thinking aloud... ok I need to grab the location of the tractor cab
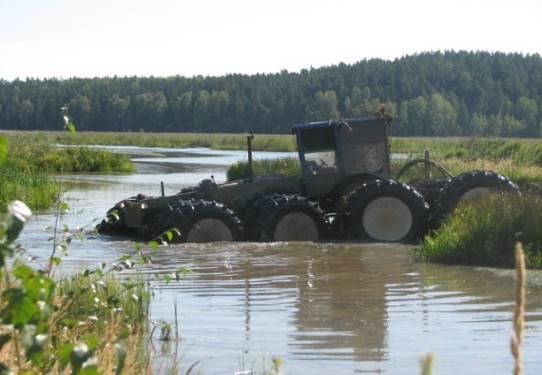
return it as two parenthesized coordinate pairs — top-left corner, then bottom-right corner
(291, 118), (391, 197)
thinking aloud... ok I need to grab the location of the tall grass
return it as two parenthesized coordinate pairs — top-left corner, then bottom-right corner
(391, 158), (542, 186)
(0, 136), (135, 211)
(390, 137), (542, 166)
(0, 166), (58, 210)
(419, 194), (542, 269)
(6, 137), (135, 174)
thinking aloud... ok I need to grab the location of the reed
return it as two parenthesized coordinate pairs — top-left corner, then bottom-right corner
(511, 242), (526, 375)
(419, 353), (434, 375)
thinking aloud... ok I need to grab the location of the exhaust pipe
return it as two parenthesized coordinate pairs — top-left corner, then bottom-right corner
(246, 133), (255, 181)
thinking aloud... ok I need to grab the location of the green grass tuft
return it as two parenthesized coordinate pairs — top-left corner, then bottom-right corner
(419, 194), (542, 269)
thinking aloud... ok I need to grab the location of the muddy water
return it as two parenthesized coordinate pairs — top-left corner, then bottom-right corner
(19, 147), (542, 374)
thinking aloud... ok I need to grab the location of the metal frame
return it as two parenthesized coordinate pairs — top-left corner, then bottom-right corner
(293, 120), (340, 177)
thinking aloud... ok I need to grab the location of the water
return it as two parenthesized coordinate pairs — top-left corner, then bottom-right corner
(19, 147), (542, 374)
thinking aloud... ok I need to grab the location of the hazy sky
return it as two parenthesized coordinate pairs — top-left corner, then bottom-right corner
(1, 0), (541, 80)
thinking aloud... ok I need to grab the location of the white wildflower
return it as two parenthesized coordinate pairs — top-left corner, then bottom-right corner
(35, 334), (48, 346)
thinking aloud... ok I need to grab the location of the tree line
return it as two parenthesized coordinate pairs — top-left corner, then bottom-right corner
(0, 51), (541, 137)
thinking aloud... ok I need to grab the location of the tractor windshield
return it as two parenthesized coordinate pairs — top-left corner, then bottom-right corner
(299, 126), (338, 176)
(304, 151), (337, 175)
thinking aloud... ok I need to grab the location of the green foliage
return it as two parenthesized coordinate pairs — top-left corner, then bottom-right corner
(227, 158), (301, 181)
(0, 136), (7, 165)
(1, 51), (541, 136)
(0, 201), (155, 373)
(419, 194), (542, 268)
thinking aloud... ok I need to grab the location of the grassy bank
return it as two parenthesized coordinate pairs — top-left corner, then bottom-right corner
(0, 135), (135, 211)
(2, 130), (297, 152)
(419, 194), (542, 269)
(6, 135), (135, 174)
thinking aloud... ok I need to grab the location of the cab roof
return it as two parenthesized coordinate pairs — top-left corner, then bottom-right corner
(290, 117), (388, 133)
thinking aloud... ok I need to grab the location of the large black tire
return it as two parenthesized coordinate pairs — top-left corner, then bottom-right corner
(242, 194), (329, 242)
(441, 170), (520, 211)
(143, 199), (243, 243)
(342, 178), (429, 242)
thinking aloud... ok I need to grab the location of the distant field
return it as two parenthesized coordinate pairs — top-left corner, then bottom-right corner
(2, 130), (542, 162)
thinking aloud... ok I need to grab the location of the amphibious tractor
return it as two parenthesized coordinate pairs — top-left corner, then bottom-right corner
(97, 116), (519, 243)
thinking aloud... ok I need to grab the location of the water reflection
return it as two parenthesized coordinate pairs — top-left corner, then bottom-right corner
(142, 242), (542, 374)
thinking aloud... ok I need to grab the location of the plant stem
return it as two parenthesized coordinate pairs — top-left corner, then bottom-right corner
(511, 242), (526, 375)
(47, 177), (63, 276)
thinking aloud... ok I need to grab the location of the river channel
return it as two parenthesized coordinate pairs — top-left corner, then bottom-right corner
(19, 147), (542, 374)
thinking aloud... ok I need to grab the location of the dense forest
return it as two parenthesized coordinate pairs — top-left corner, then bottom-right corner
(1, 51), (541, 137)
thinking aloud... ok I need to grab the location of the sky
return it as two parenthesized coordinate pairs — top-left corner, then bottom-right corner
(1, 0), (541, 80)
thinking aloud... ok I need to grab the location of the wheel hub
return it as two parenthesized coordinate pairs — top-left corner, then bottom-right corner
(361, 197), (413, 242)
(186, 218), (233, 242)
(273, 212), (319, 241)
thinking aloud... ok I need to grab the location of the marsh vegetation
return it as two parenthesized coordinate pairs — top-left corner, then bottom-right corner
(419, 194), (542, 269)
(0, 134), (134, 211)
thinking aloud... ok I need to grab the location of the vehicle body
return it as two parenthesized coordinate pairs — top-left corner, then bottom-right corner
(97, 116), (519, 243)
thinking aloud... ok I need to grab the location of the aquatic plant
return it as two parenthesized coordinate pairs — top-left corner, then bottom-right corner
(419, 194), (542, 269)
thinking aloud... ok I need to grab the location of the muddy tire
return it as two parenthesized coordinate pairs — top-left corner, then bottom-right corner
(242, 194), (328, 242)
(442, 170), (520, 210)
(343, 179), (429, 242)
(144, 199), (243, 243)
